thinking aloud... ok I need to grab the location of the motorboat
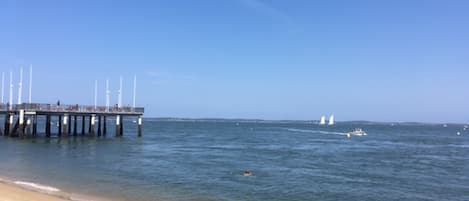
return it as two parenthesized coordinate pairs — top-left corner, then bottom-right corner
(348, 128), (367, 136)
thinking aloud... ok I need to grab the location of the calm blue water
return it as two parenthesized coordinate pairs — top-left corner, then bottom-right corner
(0, 119), (468, 201)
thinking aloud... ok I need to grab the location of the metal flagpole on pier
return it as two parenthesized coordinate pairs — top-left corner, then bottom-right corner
(9, 71), (13, 110)
(106, 79), (110, 112)
(29, 65), (32, 103)
(133, 75), (136, 109)
(94, 80), (98, 110)
(118, 76), (122, 108)
(1, 72), (4, 103)
(18, 67), (23, 104)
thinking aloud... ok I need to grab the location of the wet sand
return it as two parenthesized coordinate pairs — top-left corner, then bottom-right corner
(0, 177), (116, 201)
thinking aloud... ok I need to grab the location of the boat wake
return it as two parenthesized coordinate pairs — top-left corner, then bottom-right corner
(286, 128), (347, 136)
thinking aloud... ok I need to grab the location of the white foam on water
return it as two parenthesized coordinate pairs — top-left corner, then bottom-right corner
(286, 128), (347, 136)
(14, 181), (61, 192)
(12, 181), (112, 201)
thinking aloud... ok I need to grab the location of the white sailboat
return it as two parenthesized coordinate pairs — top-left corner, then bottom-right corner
(319, 116), (326, 125)
(328, 115), (335, 125)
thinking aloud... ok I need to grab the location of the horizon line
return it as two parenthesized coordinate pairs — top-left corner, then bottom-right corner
(140, 116), (468, 125)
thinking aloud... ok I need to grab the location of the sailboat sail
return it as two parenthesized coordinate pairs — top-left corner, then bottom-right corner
(319, 116), (326, 125)
(328, 115), (335, 125)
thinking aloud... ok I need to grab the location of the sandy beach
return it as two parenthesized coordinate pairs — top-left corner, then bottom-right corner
(0, 182), (67, 201)
(0, 177), (114, 201)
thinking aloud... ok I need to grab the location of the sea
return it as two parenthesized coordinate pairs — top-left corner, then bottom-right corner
(0, 118), (468, 201)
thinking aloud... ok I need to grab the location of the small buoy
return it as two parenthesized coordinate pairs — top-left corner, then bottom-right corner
(347, 133), (351, 138)
(457, 132), (461, 136)
(244, 170), (252, 177)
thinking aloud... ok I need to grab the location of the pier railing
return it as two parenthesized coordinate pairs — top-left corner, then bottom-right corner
(0, 103), (144, 114)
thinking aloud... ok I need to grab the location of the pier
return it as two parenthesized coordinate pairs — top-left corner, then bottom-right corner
(1, 67), (145, 138)
(0, 103), (144, 137)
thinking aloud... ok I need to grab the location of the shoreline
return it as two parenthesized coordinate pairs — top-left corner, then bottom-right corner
(0, 176), (115, 201)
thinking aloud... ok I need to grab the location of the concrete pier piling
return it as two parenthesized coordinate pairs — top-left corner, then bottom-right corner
(63, 114), (68, 136)
(4, 114), (8, 136)
(18, 110), (24, 137)
(97, 115), (102, 136)
(73, 116), (77, 136)
(88, 116), (92, 134)
(138, 115), (142, 137)
(90, 114), (95, 136)
(115, 115), (121, 137)
(67, 115), (71, 134)
(26, 118), (31, 136)
(32, 115), (37, 136)
(120, 116), (124, 136)
(8, 113), (14, 137)
(0, 103), (143, 137)
(81, 115), (85, 136)
(46, 115), (51, 137)
(103, 116), (107, 136)
(58, 115), (62, 137)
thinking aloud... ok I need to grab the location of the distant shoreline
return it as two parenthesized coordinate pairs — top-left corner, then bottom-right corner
(141, 117), (467, 125)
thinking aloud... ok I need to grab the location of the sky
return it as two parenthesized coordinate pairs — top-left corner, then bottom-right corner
(0, 0), (468, 123)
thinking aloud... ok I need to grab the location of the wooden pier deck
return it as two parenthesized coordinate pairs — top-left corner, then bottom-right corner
(0, 103), (144, 137)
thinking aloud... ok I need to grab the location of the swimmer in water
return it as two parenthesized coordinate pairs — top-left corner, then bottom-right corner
(244, 170), (252, 177)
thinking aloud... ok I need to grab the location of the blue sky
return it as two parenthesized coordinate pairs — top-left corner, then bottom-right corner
(1, 0), (468, 123)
